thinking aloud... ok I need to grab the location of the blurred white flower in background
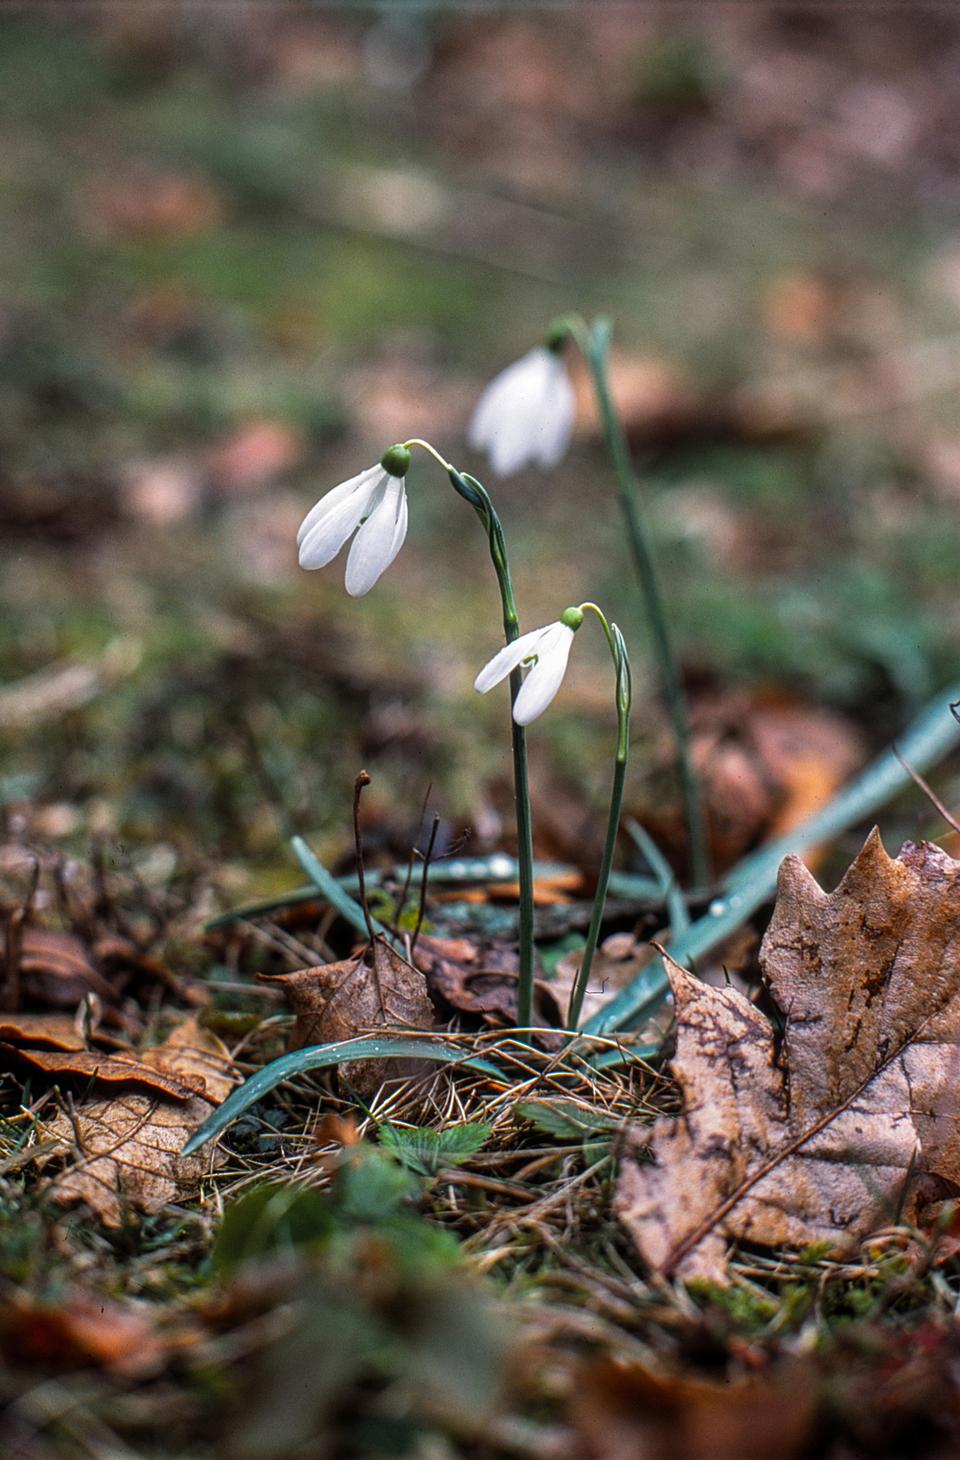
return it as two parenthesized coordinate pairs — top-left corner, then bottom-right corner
(468, 346), (575, 477)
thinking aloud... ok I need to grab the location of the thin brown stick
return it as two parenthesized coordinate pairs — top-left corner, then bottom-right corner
(352, 771), (376, 947)
(894, 743), (960, 835)
(395, 783), (432, 930)
(412, 812), (441, 956)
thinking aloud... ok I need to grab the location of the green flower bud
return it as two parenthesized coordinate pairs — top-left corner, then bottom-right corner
(545, 318), (571, 354)
(380, 444), (411, 478)
(560, 605), (584, 631)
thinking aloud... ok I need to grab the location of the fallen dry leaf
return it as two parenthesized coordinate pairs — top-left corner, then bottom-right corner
(572, 1358), (815, 1460)
(262, 937), (436, 1096)
(417, 934), (561, 1027)
(762, 271), (835, 344)
(39, 1017), (234, 1227)
(3, 925), (117, 1007)
(207, 419), (306, 495)
(2, 1044), (202, 1100)
(431, 871), (580, 908)
(550, 932), (652, 1028)
(573, 348), (698, 444)
(91, 168), (223, 240)
(0, 1294), (167, 1379)
(0, 1013), (86, 1051)
(747, 697), (864, 855)
(692, 692), (864, 872)
(617, 832), (960, 1281)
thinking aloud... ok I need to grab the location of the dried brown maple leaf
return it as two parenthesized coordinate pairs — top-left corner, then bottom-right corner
(262, 937), (435, 1096)
(617, 831), (960, 1281)
(39, 1016), (234, 1227)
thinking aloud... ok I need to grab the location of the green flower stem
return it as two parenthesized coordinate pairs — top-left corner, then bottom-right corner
(566, 606), (631, 1031)
(564, 318), (710, 890)
(403, 441), (537, 1031)
(449, 466), (537, 1030)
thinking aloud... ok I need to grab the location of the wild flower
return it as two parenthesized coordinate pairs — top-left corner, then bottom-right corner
(468, 344), (575, 477)
(297, 445), (411, 597)
(474, 608), (583, 725)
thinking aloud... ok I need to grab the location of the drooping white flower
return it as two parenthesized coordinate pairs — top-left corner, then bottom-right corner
(297, 446), (410, 597)
(474, 607), (584, 725)
(468, 346), (575, 477)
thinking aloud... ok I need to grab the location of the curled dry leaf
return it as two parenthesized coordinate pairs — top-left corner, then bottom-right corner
(0, 1013), (86, 1051)
(1, 1044), (203, 1100)
(262, 937), (435, 1096)
(0, 1294), (168, 1379)
(39, 1016), (234, 1227)
(617, 832), (960, 1281)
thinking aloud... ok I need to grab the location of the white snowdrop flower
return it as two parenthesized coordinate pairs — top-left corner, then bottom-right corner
(297, 445), (410, 597)
(468, 345), (575, 477)
(474, 607), (584, 726)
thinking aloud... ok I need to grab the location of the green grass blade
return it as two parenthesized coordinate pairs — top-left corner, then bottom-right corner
(182, 1037), (505, 1156)
(204, 856), (622, 932)
(625, 818), (690, 937)
(291, 835), (402, 951)
(205, 885), (321, 930)
(586, 684), (960, 1036)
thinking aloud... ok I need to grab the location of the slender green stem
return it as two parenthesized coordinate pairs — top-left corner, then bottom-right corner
(566, 608), (631, 1030)
(442, 463), (537, 1030)
(567, 317), (710, 890)
(402, 438), (452, 472)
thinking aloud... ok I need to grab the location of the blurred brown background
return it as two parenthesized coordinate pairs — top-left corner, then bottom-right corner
(3, 1), (960, 888)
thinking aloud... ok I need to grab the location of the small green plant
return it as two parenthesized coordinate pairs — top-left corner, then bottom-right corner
(296, 430), (632, 1033)
(379, 1121), (492, 1177)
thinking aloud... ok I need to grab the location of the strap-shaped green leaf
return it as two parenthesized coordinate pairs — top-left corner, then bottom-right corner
(182, 1037), (505, 1156)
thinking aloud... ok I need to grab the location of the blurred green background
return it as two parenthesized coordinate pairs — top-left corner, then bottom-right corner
(3, 3), (960, 893)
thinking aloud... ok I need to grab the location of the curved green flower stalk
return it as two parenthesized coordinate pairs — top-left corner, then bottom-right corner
(564, 604), (632, 1030)
(565, 315), (708, 890)
(466, 317), (710, 889)
(473, 600), (632, 1032)
(297, 434), (539, 1029)
(401, 440), (538, 1030)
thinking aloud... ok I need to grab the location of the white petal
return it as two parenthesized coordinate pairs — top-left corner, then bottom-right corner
(469, 349), (551, 447)
(298, 470), (384, 569)
(473, 623), (553, 694)
(512, 623), (574, 725)
(531, 355), (575, 468)
(344, 475), (407, 596)
(296, 465), (382, 548)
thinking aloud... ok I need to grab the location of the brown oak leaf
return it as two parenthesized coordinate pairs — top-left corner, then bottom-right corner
(262, 938), (435, 1096)
(616, 831), (960, 1281)
(39, 1017), (234, 1227)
